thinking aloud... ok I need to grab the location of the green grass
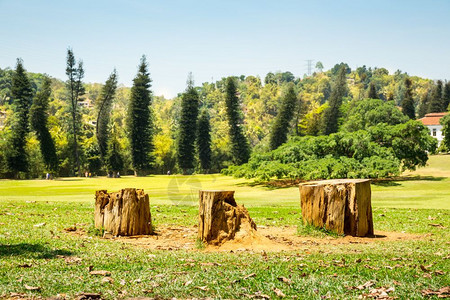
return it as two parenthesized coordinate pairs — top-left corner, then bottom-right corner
(0, 155), (449, 299)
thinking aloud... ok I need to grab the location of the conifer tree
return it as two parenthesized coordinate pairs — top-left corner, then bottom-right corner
(105, 125), (124, 177)
(429, 80), (444, 113)
(401, 78), (415, 119)
(177, 74), (199, 174)
(442, 81), (450, 111)
(6, 59), (33, 178)
(96, 69), (118, 161)
(197, 109), (212, 173)
(269, 84), (297, 150)
(30, 77), (58, 173)
(127, 56), (154, 175)
(225, 77), (250, 165)
(321, 66), (347, 135)
(65, 49), (85, 176)
(367, 82), (378, 99)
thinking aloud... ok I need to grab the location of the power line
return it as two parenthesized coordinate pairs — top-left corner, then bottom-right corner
(305, 59), (314, 76)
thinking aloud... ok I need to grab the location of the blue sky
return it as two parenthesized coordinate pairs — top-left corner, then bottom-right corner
(0, 0), (449, 98)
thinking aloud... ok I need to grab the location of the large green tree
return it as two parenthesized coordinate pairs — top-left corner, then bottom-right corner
(6, 59), (33, 178)
(127, 56), (154, 175)
(96, 69), (118, 161)
(418, 91), (431, 118)
(321, 66), (347, 134)
(177, 74), (199, 174)
(269, 84), (297, 150)
(428, 80), (444, 113)
(225, 77), (251, 165)
(197, 109), (212, 173)
(65, 49), (85, 176)
(30, 77), (58, 173)
(401, 78), (415, 119)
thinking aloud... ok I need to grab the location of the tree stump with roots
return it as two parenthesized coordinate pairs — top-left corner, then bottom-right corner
(94, 188), (152, 236)
(299, 179), (373, 237)
(198, 190), (257, 245)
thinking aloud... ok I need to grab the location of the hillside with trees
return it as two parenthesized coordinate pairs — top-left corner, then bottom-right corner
(0, 57), (448, 179)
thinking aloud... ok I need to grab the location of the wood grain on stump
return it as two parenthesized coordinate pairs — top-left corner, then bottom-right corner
(299, 179), (373, 237)
(94, 188), (152, 236)
(198, 190), (257, 245)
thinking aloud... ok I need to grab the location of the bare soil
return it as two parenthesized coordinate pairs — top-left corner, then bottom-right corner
(114, 225), (423, 252)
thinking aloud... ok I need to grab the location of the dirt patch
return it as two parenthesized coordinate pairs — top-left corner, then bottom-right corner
(115, 225), (423, 252)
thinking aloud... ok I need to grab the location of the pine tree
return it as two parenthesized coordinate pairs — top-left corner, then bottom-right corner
(197, 109), (212, 173)
(225, 77), (251, 165)
(428, 80), (444, 113)
(6, 59), (33, 178)
(127, 56), (154, 176)
(30, 77), (58, 173)
(269, 84), (297, 150)
(65, 49), (85, 176)
(96, 69), (118, 161)
(367, 82), (378, 99)
(105, 125), (124, 177)
(418, 91), (431, 118)
(177, 74), (199, 174)
(401, 78), (415, 119)
(442, 81), (450, 111)
(321, 66), (347, 135)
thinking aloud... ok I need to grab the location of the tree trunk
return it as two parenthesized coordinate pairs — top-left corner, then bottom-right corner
(299, 179), (373, 237)
(198, 190), (257, 245)
(94, 188), (152, 236)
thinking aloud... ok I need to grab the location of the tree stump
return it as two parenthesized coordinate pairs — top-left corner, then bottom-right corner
(94, 188), (152, 236)
(198, 190), (257, 245)
(299, 179), (373, 237)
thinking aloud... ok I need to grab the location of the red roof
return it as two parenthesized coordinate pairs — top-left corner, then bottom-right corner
(418, 112), (448, 126)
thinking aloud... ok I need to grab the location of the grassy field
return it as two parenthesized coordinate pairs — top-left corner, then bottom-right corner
(0, 155), (449, 299)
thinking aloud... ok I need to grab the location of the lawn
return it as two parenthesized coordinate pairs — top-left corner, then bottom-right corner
(0, 155), (449, 299)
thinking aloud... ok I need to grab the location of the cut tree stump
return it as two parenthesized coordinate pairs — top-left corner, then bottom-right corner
(198, 190), (257, 245)
(94, 188), (152, 236)
(299, 179), (373, 237)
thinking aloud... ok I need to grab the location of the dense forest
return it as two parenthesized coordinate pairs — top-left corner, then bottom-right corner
(0, 53), (449, 180)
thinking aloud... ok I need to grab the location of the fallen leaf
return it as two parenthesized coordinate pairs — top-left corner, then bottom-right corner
(76, 292), (101, 300)
(196, 286), (209, 291)
(421, 286), (450, 297)
(17, 263), (32, 268)
(243, 273), (256, 280)
(420, 264), (433, 272)
(101, 277), (114, 284)
(434, 270), (445, 275)
(200, 262), (220, 266)
(357, 280), (376, 290)
(427, 216), (436, 220)
(64, 257), (82, 264)
(64, 226), (77, 232)
(273, 287), (285, 297)
(393, 280), (402, 286)
(184, 280), (193, 286)
(120, 279), (126, 286)
(33, 223), (46, 228)
(428, 223), (446, 229)
(9, 292), (26, 297)
(24, 284), (41, 291)
(89, 270), (111, 276)
(277, 277), (292, 284)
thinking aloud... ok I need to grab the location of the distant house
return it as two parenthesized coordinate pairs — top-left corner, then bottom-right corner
(418, 112), (448, 145)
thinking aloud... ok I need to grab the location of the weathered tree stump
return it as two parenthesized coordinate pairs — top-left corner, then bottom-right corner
(299, 179), (373, 237)
(94, 188), (152, 236)
(198, 190), (257, 245)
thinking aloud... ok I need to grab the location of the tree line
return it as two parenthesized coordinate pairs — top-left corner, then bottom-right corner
(0, 55), (448, 179)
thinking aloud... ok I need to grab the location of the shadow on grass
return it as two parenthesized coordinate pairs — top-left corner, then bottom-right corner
(237, 175), (446, 189)
(372, 175), (446, 186)
(0, 243), (73, 259)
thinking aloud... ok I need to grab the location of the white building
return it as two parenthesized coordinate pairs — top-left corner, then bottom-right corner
(418, 112), (448, 145)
